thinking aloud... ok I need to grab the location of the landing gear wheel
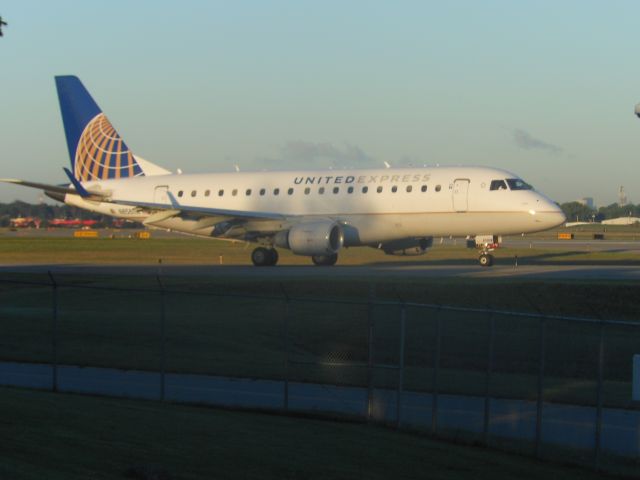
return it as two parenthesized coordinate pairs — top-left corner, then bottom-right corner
(252, 247), (279, 266)
(479, 253), (494, 267)
(311, 253), (338, 266)
(268, 248), (279, 266)
(252, 247), (271, 266)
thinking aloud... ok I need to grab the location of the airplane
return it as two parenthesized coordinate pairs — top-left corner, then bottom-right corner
(1, 76), (566, 267)
(9, 217), (40, 228)
(48, 218), (98, 228)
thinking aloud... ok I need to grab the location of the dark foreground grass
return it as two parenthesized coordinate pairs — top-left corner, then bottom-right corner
(0, 386), (622, 480)
(1, 274), (639, 408)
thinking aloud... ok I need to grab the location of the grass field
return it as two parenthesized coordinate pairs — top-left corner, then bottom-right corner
(1, 228), (640, 266)
(0, 272), (638, 409)
(0, 386), (628, 480)
(1, 233), (639, 477)
(1, 235), (639, 410)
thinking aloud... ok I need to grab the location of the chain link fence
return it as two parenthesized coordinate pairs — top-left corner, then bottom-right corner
(0, 273), (638, 473)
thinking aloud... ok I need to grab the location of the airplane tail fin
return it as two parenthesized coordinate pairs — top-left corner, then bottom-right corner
(55, 76), (170, 181)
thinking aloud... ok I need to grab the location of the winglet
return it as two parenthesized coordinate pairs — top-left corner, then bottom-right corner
(63, 167), (91, 197)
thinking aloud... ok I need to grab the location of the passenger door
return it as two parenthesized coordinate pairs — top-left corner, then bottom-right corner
(154, 185), (170, 205)
(452, 179), (470, 212)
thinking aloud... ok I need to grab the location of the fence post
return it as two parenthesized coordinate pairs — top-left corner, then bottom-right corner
(535, 316), (546, 458)
(157, 275), (166, 402)
(396, 303), (406, 428)
(594, 319), (605, 469)
(483, 312), (495, 445)
(431, 308), (442, 435)
(367, 284), (375, 422)
(281, 285), (290, 412)
(47, 271), (58, 393)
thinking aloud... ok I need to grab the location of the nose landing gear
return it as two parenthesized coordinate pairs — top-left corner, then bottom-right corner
(472, 234), (501, 267)
(478, 252), (494, 267)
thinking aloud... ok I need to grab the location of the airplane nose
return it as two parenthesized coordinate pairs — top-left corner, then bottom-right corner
(536, 201), (566, 229)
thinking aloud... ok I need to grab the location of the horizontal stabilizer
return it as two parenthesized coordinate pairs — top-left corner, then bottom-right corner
(0, 177), (109, 198)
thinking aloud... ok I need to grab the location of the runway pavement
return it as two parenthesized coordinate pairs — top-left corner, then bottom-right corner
(1, 263), (640, 280)
(503, 238), (640, 252)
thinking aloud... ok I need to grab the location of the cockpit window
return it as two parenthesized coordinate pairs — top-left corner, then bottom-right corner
(506, 179), (533, 190)
(489, 180), (508, 191)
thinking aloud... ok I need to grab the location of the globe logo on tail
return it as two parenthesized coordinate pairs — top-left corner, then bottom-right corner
(74, 113), (143, 181)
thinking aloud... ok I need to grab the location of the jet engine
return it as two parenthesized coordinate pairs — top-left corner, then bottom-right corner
(274, 220), (344, 256)
(379, 237), (433, 256)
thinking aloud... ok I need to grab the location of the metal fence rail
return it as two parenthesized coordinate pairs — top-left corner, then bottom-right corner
(0, 273), (638, 473)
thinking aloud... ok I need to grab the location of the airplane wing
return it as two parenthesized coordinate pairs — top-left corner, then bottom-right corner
(112, 198), (287, 221)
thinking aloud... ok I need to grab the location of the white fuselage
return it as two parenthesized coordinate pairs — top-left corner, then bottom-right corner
(67, 166), (565, 245)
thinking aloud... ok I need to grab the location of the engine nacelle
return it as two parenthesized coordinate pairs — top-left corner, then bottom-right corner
(380, 237), (433, 256)
(275, 220), (344, 256)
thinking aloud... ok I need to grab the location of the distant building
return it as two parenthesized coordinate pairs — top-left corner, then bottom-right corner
(577, 197), (595, 209)
(618, 186), (628, 207)
(601, 217), (640, 226)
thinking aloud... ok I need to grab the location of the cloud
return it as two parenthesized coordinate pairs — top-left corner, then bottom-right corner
(254, 141), (378, 170)
(512, 128), (562, 155)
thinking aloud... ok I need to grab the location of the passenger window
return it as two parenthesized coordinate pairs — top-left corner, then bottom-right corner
(246, 189), (252, 196)
(273, 188), (279, 196)
(362, 186), (368, 193)
(288, 188), (294, 195)
(232, 189), (238, 196)
(218, 189), (224, 196)
(377, 186), (383, 193)
(406, 185), (413, 193)
(347, 186), (354, 194)
(259, 188), (266, 196)
(205, 190), (210, 197)
(391, 185), (398, 193)
(304, 187), (310, 195)
(435, 185), (441, 192)
(333, 187), (339, 194)
(178, 191), (184, 197)
(506, 179), (533, 190)
(191, 190), (196, 197)
(421, 185), (427, 192)
(319, 187), (325, 194)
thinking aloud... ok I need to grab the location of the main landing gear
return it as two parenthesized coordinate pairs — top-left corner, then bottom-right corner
(311, 253), (338, 266)
(250, 248), (339, 266)
(251, 247), (279, 266)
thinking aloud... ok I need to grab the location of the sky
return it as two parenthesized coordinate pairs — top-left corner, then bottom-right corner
(1, 0), (639, 206)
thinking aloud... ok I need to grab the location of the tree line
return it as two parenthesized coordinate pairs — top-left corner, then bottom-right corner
(560, 201), (640, 223)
